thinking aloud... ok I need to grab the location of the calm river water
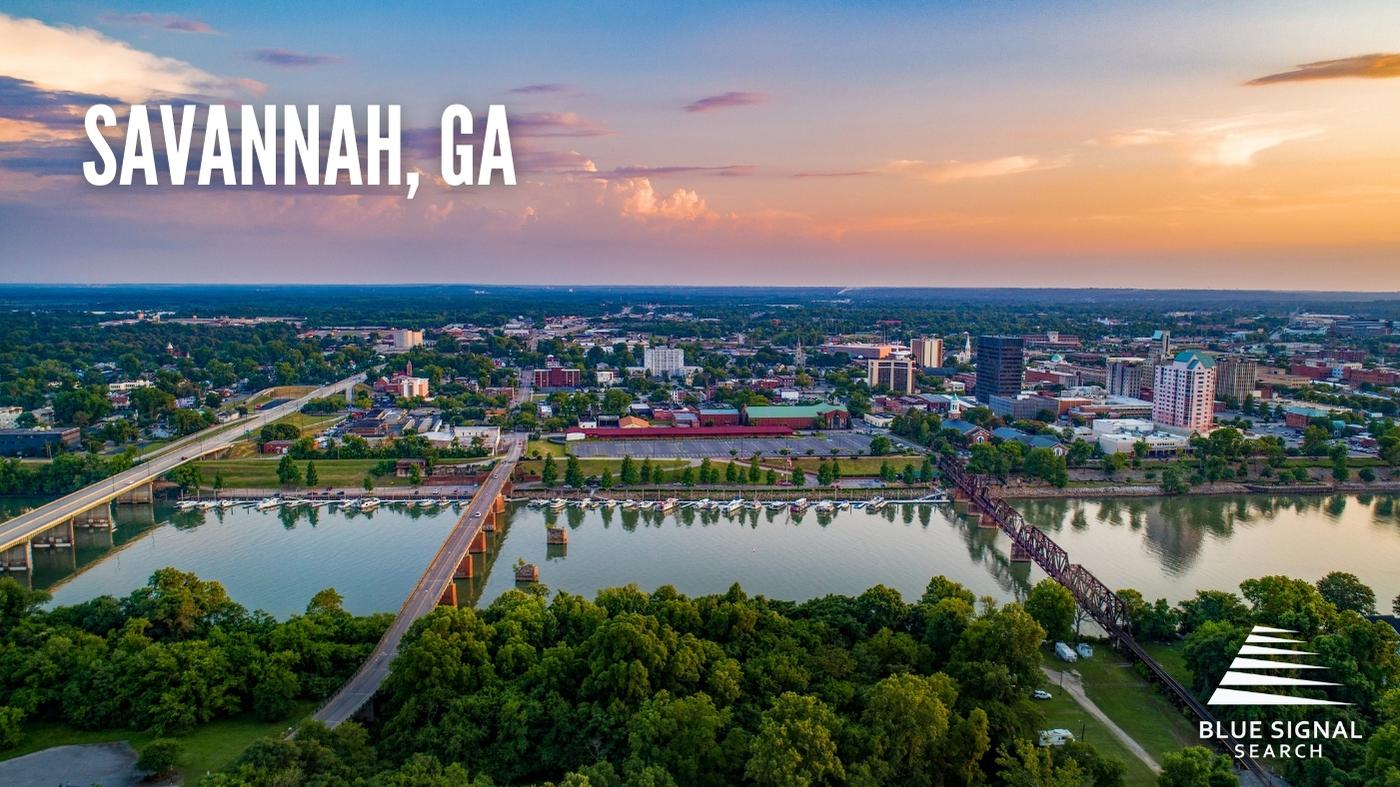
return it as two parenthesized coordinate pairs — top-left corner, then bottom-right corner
(6, 493), (1398, 617)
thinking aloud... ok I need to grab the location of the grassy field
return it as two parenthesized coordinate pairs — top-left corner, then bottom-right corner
(786, 455), (924, 476)
(525, 439), (570, 458)
(271, 412), (345, 434)
(517, 457), (692, 479)
(1141, 641), (1192, 687)
(1033, 682), (1158, 786)
(1041, 644), (1197, 780)
(1, 701), (314, 781)
(193, 458), (406, 488)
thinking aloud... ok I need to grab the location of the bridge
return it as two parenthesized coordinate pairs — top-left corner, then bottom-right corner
(938, 455), (1271, 783)
(312, 435), (524, 727)
(0, 373), (364, 572)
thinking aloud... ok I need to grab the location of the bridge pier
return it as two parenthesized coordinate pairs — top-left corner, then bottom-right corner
(468, 529), (487, 554)
(454, 552), (474, 579)
(0, 541), (31, 572)
(483, 510), (496, 533)
(117, 482), (154, 505)
(76, 503), (113, 528)
(438, 582), (458, 607)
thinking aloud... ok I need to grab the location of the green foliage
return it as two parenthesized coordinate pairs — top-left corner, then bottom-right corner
(868, 435), (892, 456)
(0, 571), (387, 741)
(305, 461), (319, 487)
(1024, 580), (1076, 643)
(1157, 746), (1237, 787)
(137, 738), (183, 775)
(565, 455), (585, 488)
(0, 705), (22, 749)
(275, 453), (300, 486)
(1316, 571), (1376, 615)
(541, 453), (559, 487)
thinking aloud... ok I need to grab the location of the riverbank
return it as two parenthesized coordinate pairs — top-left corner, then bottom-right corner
(1003, 479), (1400, 499)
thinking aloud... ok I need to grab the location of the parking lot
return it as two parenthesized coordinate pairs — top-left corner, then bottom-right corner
(570, 433), (877, 458)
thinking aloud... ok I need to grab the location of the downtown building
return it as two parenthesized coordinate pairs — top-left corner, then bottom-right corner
(867, 357), (917, 394)
(1152, 351), (1216, 435)
(975, 335), (1024, 403)
(1106, 357), (1147, 398)
(1213, 355), (1258, 406)
(910, 336), (944, 368)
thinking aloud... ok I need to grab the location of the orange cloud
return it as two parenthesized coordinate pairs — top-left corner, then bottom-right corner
(1248, 53), (1400, 85)
(887, 155), (1070, 183)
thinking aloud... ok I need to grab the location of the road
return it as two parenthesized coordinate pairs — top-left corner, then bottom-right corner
(1042, 666), (1161, 774)
(311, 435), (524, 728)
(0, 373), (364, 554)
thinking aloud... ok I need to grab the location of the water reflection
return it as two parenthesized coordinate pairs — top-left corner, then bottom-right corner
(8, 493), (1399, 616)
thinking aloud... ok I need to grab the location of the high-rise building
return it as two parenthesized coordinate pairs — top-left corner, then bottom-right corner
(1152, 351), (1215, 434)
(867, 358), (917, 394)
(1106, 357), (1146, 398)
(975, 335), (1024, 403)
(911, 336), (944, 368)
(1214, 355), (1258, 406)
(643, 346), (685, 376)
(390, 329), (424, 350)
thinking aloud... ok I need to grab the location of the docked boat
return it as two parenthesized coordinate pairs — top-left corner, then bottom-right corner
(360, 497), (381, 511)
(866, 496), (887, 512)
(255, 497), (282, 510)
(790, 497), (809, 511)
(815, 500), (835, 512)
(722, 498), (743, 514)
(219, 499), (236, 508)
(621, 499), (638, 510)
(177, 500), (199, 511)
(547, 498), (568, 511)
(767, 500), (787, 511)
(745, 499), (764, 510)
(658, 498), (678, 512)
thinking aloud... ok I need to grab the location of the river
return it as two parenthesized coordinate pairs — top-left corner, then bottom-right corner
(5, 493), (1397, 617)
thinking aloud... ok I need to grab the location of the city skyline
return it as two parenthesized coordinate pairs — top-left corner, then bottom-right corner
(2, 2), (1400, 288)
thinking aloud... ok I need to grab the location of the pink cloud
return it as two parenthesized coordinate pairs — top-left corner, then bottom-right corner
(683, 91), (767, 113)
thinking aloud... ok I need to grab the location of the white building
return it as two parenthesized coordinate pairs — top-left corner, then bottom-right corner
(1152, 351), (1215, 435)
(390, 329), (424, 350)
(644, 347), (685, 376)
(0, 406), (21, 429)
(1092, 418), (1190, 456)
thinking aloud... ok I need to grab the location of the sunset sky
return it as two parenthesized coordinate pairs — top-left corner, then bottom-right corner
(2, 2), (1399, 288)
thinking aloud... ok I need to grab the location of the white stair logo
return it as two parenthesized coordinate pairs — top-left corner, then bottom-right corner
(1207, 626), (1348, 706)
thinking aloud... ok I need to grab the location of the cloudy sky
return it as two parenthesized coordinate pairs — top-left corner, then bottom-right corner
(2, 2), (1399, 288)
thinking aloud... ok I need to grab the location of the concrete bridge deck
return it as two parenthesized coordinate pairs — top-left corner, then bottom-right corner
(311, 436), (523, 728)
(0, 374), (363, 566)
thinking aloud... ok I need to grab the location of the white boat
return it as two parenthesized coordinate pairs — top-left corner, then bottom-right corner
(548, 498), (568, 511)
(723, 498), (743, 514)
(815, 500), (835, 512)
(197, 500), (217, 510)
(256, 497), (282, 510)
(638, 500), (655, 510)
(658, 498), (678, 512)
(600, 498), (618, 508)
(621, 499), (638, 510)
(837, 500), (851, 510)
(745, 499), (764, 510)
(176, 500), (199, 511)
(790, 497), (809, 511)
(219, 499), (236, 509)
(360, 497), (381, 511)
(766, 500), (787, 511)
(866, 496), (887, 512)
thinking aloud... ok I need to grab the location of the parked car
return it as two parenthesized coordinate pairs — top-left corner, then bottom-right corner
(1032, 689), (1053, 700)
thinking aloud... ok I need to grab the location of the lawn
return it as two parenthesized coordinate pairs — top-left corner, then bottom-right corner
(270, 411), (346, 435)
(525, 439), (571, 458)
(786, 455), (925, 476)
(1042, 645), (1198, 773)
(517, 457), (691, 479)
(193, 458), (410, 488)
(1033, 681), (1158, 786)
(1141, 641), (1193, 687)
(1, 701), (315, 782)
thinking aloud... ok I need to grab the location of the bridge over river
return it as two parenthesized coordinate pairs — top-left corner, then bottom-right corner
(311, 436), (524, 727)
(938, 455), (1272, 784)
(0, 374), (363, 572)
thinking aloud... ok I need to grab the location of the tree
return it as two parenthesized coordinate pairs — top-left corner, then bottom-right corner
(599, 468), (615, 489)
(790, 466), (805, 487)
(1024, 580), (1076, 642)
(277, 453), (301, 487)
(869, 435), (892, 456)
(861, 673), (952, 784)
(305, 461), (319, 487)
(1023, 448), (1068, 487)
(541, 454), (559, 487)
(744, 693), (845, 786)
(0, 705), (21, 749)
(1183, 620), (1249, 695)
(765, 468), (778, 485)
(363, 475), (374, 492)
(680, 466), (696, 486)
(137, 738), (183, 776)
(620, 455), (639, 485)
(565, 455), (584, 488)
(816, 462), (833, 486)
(1394, 592), (1400, 615)
(408, 464), (423, 486)
(725, 462), (739, 484)
(168, 464), (204, 495)
(748, 456), (762, 484)
(919, 457), (934, 483)
(1160, 466), (1189, 495)
(901, 464), (918, 485)
(1360, 467), (1376, 483)
(1316, 571), (1376, 615)
(1158, 746), (1237, 787)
